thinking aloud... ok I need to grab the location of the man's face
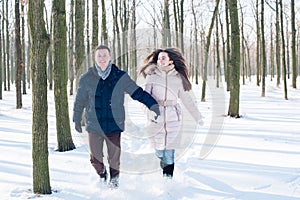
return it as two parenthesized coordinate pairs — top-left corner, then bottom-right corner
(95, 49), (111, 70)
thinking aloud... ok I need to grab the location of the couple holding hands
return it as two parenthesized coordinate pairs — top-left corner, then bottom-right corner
(73, 45), (203, 189)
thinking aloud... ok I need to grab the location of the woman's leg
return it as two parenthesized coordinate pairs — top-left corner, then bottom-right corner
(162, 149), (175, 178)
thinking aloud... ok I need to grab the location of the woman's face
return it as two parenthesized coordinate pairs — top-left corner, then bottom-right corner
(157, 52), (173, 67)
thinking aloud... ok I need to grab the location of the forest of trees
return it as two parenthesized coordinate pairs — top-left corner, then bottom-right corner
(0, 0), (299, 194)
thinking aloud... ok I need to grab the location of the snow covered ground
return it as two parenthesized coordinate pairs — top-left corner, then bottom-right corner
(1, 76), (300, 200)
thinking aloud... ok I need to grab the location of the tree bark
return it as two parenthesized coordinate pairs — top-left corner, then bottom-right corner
(101, 0), (108, 45)
(162, 0), (171, 47)
(261, 0), (267, 97)
(130, 0), (137, 79)
(0, 12), (2, 99)
(225, 0), (230, 91)
(255, 0), (261, 86)
(15, 0), (22, 109)
(68, 0), (74, 95)
(75, 0), (85, 88)
(291, 0), (297, 88)
(201, 0), (220, 102)
(279, 0), (288, 100)
(228, 0), (241, 117)
(92, 0), (99, 50)
(276, 0), (281, 87)
(21, 2), (26, 95)
(52, 0), (76, 152)
(28, 0), (51, 194)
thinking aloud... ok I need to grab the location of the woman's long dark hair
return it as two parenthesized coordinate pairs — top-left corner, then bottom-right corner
(139, 48), (192, 91)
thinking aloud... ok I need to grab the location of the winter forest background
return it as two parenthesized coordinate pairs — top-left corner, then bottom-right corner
(0, 0), (300, 198)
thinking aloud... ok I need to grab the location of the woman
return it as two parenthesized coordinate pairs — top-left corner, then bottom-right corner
(138, 48), (203, 178)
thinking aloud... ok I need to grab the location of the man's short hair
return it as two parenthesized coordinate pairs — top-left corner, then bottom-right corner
(95, 45), (111, 54)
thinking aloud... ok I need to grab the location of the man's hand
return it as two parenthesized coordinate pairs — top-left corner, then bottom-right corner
(198, 119), (204, 126)
(150, 104), (160, 119)
(75, 122), (82, 133)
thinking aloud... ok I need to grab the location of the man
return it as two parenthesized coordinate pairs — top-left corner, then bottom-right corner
(73, 45), (160, 189)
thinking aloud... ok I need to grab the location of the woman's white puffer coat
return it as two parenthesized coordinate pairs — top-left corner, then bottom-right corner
(145, 64), (202, 150)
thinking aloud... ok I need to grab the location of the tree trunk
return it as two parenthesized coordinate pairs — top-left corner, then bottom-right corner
(21, 3), (26, 95)
(6, 0), (10, 91)
(92, 0), (99, 50)
(255, 0), (260, 86)
(162, 0), (171, 47)
(52, 0), (76, 152)
(179, 0), (184, 52)
(101, 0), (108, 45)
(225, 0), (230, 91)
(280, 0), (288, 100)
(111, 0), (121, 67)
(75, 0), (85, 88)
(119, 0), (129, 71)
(291, 0), (297, 89)
(216, 13), (221, 88)
(276, 0), (281, 87)
(45, 5), (53, 90)
(68, 0), (74, 95)
(261, 0), (267, 97)
(0, 13), (2, 100)
(270, 23), (275, 81)
(191, 0), (199, 85)
(286, 18), (290, 79)
(201, 0), (220, 102)
(28, 0), (51, 194)
(130, 0), (137, 80)
(86, 0), (91, 68)
(173, 0), (179, 47)
(15, 0), (22, 109)
(240, 1), (245, 85)
(228, 0), (241, 118)
(219, 12), (227, 87)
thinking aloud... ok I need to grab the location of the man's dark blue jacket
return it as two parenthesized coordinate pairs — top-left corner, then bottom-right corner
(73, 64), (159, 134)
